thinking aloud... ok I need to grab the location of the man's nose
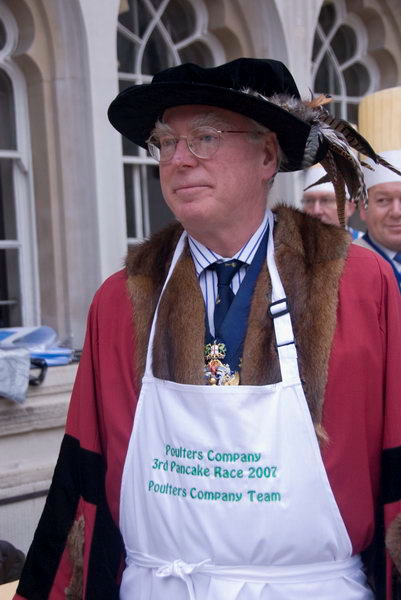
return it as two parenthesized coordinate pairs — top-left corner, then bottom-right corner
(171, 138), (197, 165)
(310, 200), (323, 215)
(390, 198), (401, 215)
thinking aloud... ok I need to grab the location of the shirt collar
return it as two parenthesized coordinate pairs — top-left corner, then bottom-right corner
(368, 234), (397, 260)
(188, 211), (269, 277)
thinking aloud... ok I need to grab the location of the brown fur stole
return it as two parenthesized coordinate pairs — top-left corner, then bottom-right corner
(126, 205), (350, 428)
(386, 514), (401, 577)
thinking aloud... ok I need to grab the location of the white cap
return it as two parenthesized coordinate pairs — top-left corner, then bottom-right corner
(303, 165), (334, 194)
(358, 87), (401, 189)
(303, 165), (351, 200)
(363, 151), (401, 188)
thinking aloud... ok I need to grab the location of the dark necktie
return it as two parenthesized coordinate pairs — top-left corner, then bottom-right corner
(209, 260), (243, 338)
(394, 252), (401, 265)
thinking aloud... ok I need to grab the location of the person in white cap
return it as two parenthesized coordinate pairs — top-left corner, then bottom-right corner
(302, 165), (361, 239)
(355, 87), (401, 293)
(13, 59), (401, 600)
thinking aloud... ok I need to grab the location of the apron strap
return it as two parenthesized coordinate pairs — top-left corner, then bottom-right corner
(266, 211), (300, 384)
(127, 550), (364, 599)
(269, 298), (300, 383)
(127, 551), (210, 600)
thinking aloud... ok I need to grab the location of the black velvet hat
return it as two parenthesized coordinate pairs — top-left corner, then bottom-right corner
(108, 58), (325, 171)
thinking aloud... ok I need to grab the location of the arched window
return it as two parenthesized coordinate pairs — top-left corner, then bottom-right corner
(117, 0), (224, 243)
(0, 2), (38, 327)
(312, 0), (377, 123)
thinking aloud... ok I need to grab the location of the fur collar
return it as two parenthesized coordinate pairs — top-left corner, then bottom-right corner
(126, 205), (351, 427)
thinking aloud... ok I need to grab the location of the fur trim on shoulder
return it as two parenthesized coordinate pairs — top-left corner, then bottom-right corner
(125, 222), (183, 386)
(273, 205), (351, 262)
(125, 206), (351, 429)
(126, 221), (182, 281)
(386, 513), (401, 575)
(273, 206), (351, 426)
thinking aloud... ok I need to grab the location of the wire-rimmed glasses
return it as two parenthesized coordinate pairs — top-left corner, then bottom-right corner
(146, 126), (261, 163)
(301, 195), (337, 208)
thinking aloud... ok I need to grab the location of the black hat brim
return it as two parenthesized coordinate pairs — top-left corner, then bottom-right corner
(108, 82), (318, 171)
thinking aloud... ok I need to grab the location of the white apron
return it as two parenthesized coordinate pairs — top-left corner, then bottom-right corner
(119, 211), (373, 600)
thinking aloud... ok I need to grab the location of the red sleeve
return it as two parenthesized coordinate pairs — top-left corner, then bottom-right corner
(66, 268), (139, 524)
(14, 269), (138, 599)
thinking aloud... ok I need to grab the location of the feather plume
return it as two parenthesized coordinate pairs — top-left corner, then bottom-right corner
(304, 93), (333, 109)
(268, 93), (401, 224)
(241, 88), (401, 225)
(304, 173), (331, 191)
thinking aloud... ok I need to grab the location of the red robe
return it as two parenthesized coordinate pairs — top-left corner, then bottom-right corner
(14, 208), (401, 599)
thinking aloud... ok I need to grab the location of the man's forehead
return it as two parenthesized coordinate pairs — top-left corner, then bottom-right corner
(369, 181), (401, 196)
(303, 191), (336, 201)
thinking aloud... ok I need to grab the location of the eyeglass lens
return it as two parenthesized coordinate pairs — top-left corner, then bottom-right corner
(302, 196), (336, 207)
(147, 127), (221, 162)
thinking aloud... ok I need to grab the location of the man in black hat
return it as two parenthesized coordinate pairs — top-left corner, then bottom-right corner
(14, 59), (401, 600)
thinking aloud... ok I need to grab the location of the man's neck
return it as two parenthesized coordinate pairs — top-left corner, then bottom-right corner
(366, 232), (397, 258)
(186, 212), (267, 258)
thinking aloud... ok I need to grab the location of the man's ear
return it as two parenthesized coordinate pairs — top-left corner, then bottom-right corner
(359, 201), (368, 223)
(263, 132), (279, 172)
(345, 201), (356, 219)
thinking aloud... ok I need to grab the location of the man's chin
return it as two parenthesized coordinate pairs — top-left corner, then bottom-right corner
(173, 200), (212, 221)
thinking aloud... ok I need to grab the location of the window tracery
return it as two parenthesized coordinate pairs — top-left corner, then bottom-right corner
(312, 0), (375, 123)
(117, 0), (222, 242)
(0, 2), (38, 327)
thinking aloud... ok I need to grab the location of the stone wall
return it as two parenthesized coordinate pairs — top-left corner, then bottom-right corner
(0, 363), (77, 554)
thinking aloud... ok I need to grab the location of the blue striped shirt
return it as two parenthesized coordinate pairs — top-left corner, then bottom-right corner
(188, 212), (269, 337)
